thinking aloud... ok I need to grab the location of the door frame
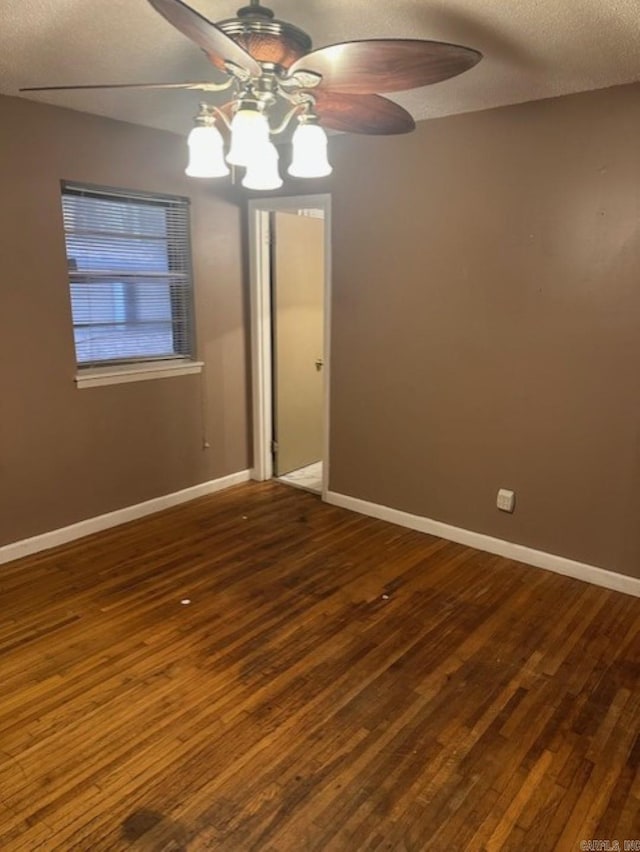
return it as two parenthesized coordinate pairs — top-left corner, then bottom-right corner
(248, 194), (332, 497)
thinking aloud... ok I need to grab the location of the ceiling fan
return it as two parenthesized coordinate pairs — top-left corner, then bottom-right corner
(21, 0), (483, 188)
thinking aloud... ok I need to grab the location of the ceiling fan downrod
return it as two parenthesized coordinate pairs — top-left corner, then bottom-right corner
(235, 0), (275, 20)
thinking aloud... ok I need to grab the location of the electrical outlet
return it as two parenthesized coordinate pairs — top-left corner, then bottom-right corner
(497, 488), (515, 513)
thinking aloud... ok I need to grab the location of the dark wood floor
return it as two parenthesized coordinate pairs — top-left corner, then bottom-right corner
(0, 482), (638, 851)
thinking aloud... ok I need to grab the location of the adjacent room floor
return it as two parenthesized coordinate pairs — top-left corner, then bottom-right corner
(277, 460), (323, 494)
(0, 481), (638, 850)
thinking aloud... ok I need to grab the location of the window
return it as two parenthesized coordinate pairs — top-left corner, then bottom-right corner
(61, 182), (195, 369)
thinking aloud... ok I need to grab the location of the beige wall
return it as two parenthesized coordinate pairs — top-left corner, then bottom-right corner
(4, 81), (640, 581)
(324, 82), (640, 579)
(0, 94), (250, 546)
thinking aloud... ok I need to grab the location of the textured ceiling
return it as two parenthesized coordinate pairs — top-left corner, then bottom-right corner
(1, 0), (640, 136)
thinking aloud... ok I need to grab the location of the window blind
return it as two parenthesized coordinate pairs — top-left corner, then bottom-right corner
(61, 182), (195, 367)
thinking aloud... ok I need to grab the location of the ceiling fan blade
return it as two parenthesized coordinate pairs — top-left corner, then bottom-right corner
(20, 81), (223, 93)
(314, 91), (415, 135)
(147, 0), (261, 76)
(288, 39), (482, 94)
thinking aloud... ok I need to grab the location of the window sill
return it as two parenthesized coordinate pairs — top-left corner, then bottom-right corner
(75, 359), (204, 389)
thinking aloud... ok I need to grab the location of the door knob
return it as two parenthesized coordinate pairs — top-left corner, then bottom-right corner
(315, 358), (324, 371)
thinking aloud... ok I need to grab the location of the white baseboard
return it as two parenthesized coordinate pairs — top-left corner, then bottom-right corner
(0, 470), (251, 567)
(325, 491), (640, 598)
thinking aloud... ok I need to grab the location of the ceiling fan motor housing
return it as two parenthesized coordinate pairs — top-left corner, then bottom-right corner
(217, 2), (313, 70)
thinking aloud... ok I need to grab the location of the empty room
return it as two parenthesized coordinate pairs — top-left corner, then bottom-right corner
(1, 0), (639, 849)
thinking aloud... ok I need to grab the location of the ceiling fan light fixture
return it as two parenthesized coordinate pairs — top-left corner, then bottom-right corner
(22, 0), (483, 191)
(289, 118), (332, 179)
(242, 141), (283, 190)
(185, 123), (229, 178)
(227, 102), (271, 166)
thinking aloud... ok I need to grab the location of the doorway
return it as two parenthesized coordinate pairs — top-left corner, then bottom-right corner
(248, 195), (331, 498)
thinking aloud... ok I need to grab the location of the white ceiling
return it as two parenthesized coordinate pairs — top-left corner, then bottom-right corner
(1, 0), (639, 136)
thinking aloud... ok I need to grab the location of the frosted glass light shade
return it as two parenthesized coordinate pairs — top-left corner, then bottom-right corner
(227, 108), (270, 167)
(289, 122), (332, 178)
(242, 142), (283, 191)
(185, 125), (229, 178)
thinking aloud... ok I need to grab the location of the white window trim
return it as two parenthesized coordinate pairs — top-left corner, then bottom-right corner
(75, 359), (204, 389)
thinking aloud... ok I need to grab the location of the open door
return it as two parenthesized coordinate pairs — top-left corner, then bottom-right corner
(272, 211), (325, 477)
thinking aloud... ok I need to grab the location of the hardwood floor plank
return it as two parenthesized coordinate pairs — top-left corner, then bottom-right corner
(0, 481), (638, 850)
